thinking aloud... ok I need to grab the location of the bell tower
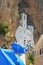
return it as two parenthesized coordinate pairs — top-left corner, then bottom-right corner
(19, 13), (27, 29)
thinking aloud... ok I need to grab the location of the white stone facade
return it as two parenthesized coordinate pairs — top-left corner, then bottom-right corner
(15, 13), (34, 65)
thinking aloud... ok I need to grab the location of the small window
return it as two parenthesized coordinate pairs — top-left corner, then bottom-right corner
(24, 16), (25, 20)
(24, 40), (26, 45)
(42, 47), (43, 54)
(40, 49), (41, 55)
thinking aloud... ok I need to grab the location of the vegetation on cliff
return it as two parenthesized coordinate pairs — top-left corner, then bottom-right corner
(0, 22), (9, 35)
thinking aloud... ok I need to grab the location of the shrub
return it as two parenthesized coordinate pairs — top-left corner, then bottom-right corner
(27, 53), (34, 65)
(0, 22), (9, 35)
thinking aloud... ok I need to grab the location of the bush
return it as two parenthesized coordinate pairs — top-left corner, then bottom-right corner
(0, 22), (9, 35)
(27, 53), (34, 65)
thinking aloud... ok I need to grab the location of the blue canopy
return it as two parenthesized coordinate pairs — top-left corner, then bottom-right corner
(11, 42), (28, 54)
(0, 48), (24, 65)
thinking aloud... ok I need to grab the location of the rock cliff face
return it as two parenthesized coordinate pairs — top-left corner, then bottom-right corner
(0, 0), (43, 46)
(0, 0), (20, 35)
(0, 0), (20, 46)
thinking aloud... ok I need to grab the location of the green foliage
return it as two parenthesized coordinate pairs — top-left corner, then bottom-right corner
(27, 53), (34, 65)
(0, 22), (9, 35)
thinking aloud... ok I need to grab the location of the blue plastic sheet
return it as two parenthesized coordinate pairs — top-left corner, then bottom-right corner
(11, 42), (28, 54)
(0, 48), (24, 65)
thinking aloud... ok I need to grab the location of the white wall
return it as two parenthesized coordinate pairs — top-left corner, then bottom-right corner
(27, 25), (34, 47)
(20, 54), (26, 65)
(28, 25), (34, 33)
(15, 13), (34, 65)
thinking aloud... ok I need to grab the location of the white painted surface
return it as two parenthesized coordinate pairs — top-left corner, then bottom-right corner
(15, 26), (32, 46)
(15, 13), (34, 65)
(20, 54), (26, 65)
(28, 25), (34, 33)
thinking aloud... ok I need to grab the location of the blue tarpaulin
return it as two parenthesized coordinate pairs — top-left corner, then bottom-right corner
(11, 42), (28, 54)
(0, 48), (24, 65)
